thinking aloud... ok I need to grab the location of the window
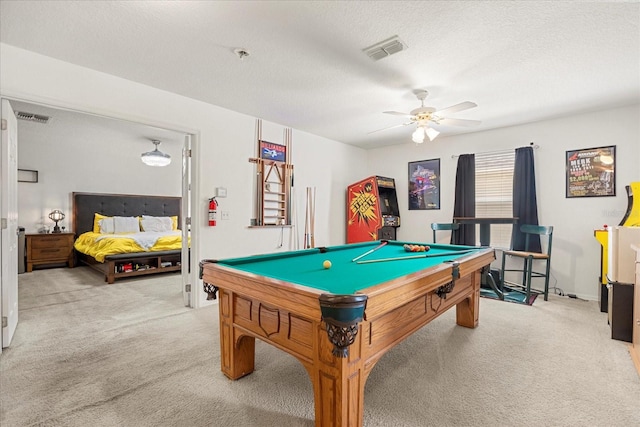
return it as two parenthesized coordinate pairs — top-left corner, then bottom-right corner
(475, 150), (515, 248)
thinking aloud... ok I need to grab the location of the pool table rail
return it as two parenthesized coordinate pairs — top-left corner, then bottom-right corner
(361, 248), (494, 319)
(362, 271), (479, 368)
(203, 260), (330, 318)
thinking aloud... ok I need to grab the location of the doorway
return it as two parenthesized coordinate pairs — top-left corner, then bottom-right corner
(0, 98), (197, 348)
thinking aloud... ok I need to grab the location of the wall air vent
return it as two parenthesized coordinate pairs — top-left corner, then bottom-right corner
(363, 36), (408, 61)
(16, 112), (50, 124)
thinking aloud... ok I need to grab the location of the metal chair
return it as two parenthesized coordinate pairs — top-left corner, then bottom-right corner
(430, 223), (459, 243)
(500, 225), (553, 301)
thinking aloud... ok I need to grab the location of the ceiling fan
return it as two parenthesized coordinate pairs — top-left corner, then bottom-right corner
(370, 89), (481, 143)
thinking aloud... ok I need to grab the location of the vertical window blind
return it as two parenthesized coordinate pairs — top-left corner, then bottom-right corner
(475, 150), (515, 248)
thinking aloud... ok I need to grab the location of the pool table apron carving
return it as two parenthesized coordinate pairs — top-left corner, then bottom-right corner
(201, 243), (494, 427)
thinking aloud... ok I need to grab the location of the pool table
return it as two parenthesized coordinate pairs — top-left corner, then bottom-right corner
(200, 240), (494, 427)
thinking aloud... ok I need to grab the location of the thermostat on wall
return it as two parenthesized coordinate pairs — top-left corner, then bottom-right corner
(216, 187), (227, 198)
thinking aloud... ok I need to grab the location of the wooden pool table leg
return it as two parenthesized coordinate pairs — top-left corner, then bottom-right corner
(308, 324), (366, 427)
(456, 269), (481, 328)
(218, 289), (256, 380)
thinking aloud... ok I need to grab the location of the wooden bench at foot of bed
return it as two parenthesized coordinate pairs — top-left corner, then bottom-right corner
(77, 250), (182, 284)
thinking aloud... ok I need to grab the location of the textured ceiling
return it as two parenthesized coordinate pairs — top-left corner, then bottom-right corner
(1, 1), (639, 149)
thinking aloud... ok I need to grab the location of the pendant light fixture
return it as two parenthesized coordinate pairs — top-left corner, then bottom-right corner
(141, 140), (171, 167)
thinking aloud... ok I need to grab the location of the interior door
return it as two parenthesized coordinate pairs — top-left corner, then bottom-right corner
(181, 134), (192, 307)
(1, 98), (20, 349)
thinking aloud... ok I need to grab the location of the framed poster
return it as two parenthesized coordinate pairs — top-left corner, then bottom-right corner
(260, 140), (286, 162)
(566, 145), (615, 198)
(408, 158), (440, 210)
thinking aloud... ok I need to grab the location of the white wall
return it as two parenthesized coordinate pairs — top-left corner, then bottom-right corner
(1, 44), (369, 306)
(367, 104), (640, 300)
(196, 116), (368, 259)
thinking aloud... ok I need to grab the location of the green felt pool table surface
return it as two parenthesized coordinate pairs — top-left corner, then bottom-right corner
(216, 240), (483, 294)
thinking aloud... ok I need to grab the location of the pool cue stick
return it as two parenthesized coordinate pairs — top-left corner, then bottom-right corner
(285, 128), (292, 225)
(304, 187), (310, 248)
(310, 186), (316, 248)
(351, 240), (388, 262)
(295, 188), (300, 250)
(289, 187), (297, 249)
(256, 119), (263, 226)
(307, 186), (313, 248)
(355, 249), (475, 264)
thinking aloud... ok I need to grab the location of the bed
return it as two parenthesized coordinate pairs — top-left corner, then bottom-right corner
(72, 192), (186, 284)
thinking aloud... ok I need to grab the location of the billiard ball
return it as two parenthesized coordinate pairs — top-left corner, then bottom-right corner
(323, 260), (332, 269)
(404, 244), (430, 252)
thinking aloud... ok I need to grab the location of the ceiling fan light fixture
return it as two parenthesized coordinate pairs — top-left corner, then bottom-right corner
(141, 140), (171, 167)
(425, 127), (440, 142)
(412, 126), (426, 143)
(374, 89), (480, 143)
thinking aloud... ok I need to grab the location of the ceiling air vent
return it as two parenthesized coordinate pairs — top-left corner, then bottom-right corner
(363, 36), (408, 61)
(16, 111), (50, 124)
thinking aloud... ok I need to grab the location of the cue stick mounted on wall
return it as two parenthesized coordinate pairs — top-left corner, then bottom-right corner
(255, 119), (263, 225)
(304, 186), (316, 249)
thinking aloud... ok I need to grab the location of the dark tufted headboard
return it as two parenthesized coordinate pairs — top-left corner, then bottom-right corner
(72, 192), (181, 234)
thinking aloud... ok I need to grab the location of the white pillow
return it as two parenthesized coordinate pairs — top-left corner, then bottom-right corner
(140, 216), (173, 232)
(99, 217), (115, 234)
(142, 215), (174, 228)
(113, 216), (140, 233)
(142, 215), (171, 220)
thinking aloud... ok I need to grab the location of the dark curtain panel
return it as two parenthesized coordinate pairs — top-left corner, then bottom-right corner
(452, 154), (475, 245)
(511, 146), (541, 251)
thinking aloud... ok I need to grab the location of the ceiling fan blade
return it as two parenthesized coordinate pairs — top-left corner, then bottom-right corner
(437, 118), (481, 127)
(367, 122), (412, 134)
(434, 101), (477, 116)
(383, 111), (414, 118)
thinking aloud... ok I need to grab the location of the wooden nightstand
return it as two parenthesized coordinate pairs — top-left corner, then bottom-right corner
(26, 232), (75, 272)
(631, 245), (640, 376)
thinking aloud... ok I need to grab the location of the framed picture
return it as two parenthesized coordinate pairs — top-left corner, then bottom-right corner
(408, 158), (440, 210)
(566, 145), (615, 198)
(260, 140), (286, 162)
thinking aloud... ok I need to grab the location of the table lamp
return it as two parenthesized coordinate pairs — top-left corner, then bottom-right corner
(49, 209), (65, 233)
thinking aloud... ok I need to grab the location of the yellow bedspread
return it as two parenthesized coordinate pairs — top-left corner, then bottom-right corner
(74, 231), (185, 263)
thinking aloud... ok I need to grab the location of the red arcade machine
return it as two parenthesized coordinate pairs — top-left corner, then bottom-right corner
(347, 176), (400, 243)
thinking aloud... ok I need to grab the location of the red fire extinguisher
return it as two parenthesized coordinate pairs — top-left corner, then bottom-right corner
(208, 197), (218, 226)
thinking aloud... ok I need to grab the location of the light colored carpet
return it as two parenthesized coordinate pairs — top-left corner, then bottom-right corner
(1, 266), (639, 426)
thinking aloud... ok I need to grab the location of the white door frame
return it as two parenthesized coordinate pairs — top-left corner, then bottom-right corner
(0, 96), (200, 314)
(1, 98), (20, 350)
(181, 134), (192, 307)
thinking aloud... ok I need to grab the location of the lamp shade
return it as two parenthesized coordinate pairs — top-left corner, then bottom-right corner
(49, 209), (65, 222)
(425, 127), (440, 141)
(411, 126), (426, 143)
(411, 126), (440, 144)
(141, 140), (171, 167)
(49, 209), (65, 233)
